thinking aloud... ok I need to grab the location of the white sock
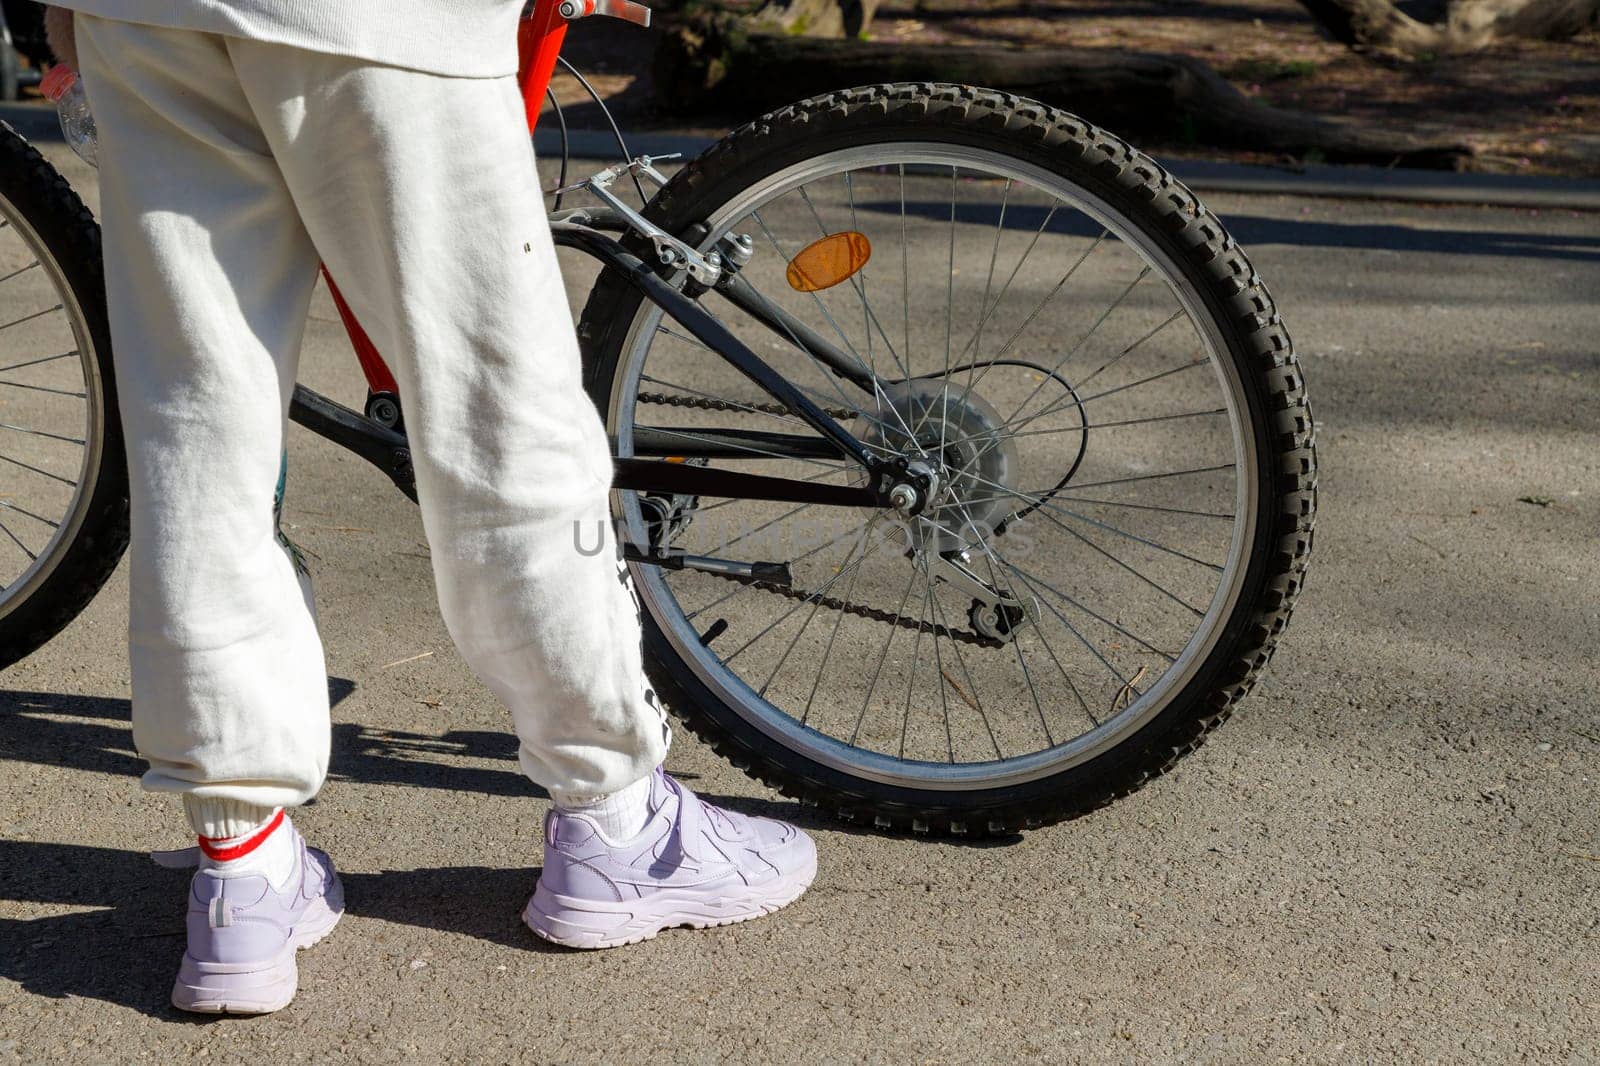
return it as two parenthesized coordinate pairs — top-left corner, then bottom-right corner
(198, 809), (299, 890)
(552, 773), (656, 844)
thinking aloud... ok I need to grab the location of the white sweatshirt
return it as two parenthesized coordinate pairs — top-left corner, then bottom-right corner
(51, 1), (525, 77)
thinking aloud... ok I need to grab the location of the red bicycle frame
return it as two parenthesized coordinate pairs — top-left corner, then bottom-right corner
(323, 0), (574, 402)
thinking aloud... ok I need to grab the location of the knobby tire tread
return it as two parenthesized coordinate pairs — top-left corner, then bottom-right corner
(576, 84), (1317, 836)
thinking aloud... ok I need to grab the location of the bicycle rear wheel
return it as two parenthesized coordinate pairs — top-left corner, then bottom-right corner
(577, 84), (1316, 834)
(0, 125), (127, 668)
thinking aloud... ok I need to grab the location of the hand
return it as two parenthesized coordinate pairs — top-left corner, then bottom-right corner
(44, 6), (78, 71)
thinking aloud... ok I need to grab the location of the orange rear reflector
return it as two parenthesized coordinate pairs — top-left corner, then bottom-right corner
(786, 231), (872, 293)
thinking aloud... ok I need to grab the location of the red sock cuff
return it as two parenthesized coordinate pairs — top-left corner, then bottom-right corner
(198, 808), (285, 862)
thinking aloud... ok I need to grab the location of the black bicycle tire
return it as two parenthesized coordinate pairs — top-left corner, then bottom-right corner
(576, 84), (1316, 835)
(0, 123), (128, 669)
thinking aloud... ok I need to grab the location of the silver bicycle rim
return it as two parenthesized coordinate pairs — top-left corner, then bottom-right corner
(608, 143), (1259, 791)
(0, 191), (105, 622)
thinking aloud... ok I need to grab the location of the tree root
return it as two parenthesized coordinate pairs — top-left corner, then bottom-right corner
(653, 31), (1481, 169)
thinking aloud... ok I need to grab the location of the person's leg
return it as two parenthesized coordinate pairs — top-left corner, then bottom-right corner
(226, 46), (815, 947)
(228, 46), (670, 805)
(77, 15), (343, 1012)
(79, 17), (332, 829)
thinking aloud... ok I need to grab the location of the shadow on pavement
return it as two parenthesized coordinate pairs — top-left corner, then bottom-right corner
(858, 200), (1600, 263)
(0, 838), (571, 1023)
(0, 678), (1020, 1015)
(328, 722), (540, 798)
(0, 840), (202, 1021)
(0, 682), (1017, 865)
(0, 682), (542, 797)
(337, 865), (564, 954)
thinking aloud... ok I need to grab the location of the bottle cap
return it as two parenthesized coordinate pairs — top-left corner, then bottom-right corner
(40, 65), (78, 102)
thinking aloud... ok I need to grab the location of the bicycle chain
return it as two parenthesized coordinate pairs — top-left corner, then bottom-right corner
(709, 574), (1002, 649)
(635, 390), (1000, 649)
(637, 390), (858, 421)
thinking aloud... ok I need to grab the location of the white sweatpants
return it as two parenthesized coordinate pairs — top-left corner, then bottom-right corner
(76, 15), (670, 820)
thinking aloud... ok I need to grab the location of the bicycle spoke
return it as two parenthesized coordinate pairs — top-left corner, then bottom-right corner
(1017, 595), (1097, 731)
(747, 212), (910, 438)
(0, 420), (85, 446)
(897, 566), (936, 759)
(0, 377), (85, 398)
(0, 516), (37, 562)
(653, 323), (731, 360)
(958, 224), (1112, 396)
(915, 228), (1113, 448)
(1030, 497), (1225, 573)
(931, 464), (1228, 575)
(0, 349), (76, 376)
(0, 260), (41, 286)
(948, 496), (1054, 749)
(993, 264), (1151, 430)
(1048, 495), (1234, 522)
(969, 177), (1012, 401)
(758, 519), (877, 697)
(801, 517), (880, 726)
(913, 229), (1108, 442)
(1075, 352), (1205, 406)
(958, 203), (1061, 369)
(941, 165), (957, 458)
(796, 184), (910, 382)
(977, 331), (1199, 447)
(1074, 309), (1189, 393)
(843, 171), (877, 387)
(1080, 407), (1227, 434)
(921, 498), (1179, 666)
(999, 554), (1177, 661)
(1041, 463), (1236, 493)
(944, 405), (1227, 449)
(999, 555), (1135, 695)
(900, 163), (911, 374)
(847, 561), (922, 746)
(1034, 507), (1208, 616)
(936, 482), (1098, 734)
(0, 304), (63, 335)
(927, 585), (1002, 761)
(0, 498), (61, 528)
(0, 450), (76, 487)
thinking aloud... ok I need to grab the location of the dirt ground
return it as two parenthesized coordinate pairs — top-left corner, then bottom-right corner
(554, 0), (1600, 176)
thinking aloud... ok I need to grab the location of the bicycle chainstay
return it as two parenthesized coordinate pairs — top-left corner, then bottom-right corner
(634, 391), (1002, 650)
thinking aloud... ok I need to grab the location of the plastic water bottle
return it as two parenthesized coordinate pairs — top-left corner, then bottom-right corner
(39, 66), (98, 167)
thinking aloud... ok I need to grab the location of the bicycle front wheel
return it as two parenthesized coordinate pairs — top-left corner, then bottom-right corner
(577, 84), (1316, 834)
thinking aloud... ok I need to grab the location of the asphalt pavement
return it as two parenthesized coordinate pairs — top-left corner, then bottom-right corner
(2, 144), (1597, 1064)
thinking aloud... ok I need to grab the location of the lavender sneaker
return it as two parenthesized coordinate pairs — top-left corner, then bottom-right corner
(524, 770), (817, 949)
(162, 823), (344, 1014)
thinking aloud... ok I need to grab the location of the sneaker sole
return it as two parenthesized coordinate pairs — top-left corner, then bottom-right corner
(522, 857), (817, 950)
(170, 873), (345, 1015)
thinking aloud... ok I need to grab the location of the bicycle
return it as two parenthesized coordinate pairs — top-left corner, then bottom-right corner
(0, 0), (1316, 835)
